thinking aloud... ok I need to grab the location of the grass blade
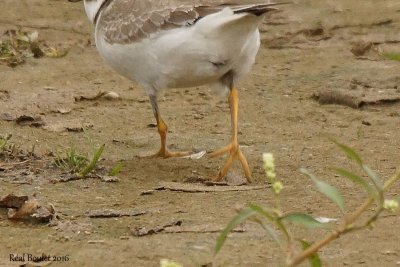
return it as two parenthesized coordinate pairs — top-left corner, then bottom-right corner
(109, 161), (123, 176)
(301, 168), (345, 212)
(300, 239), (322, 267)
(215, 208), (256, 254)
(329, 138), (362, 166)
(281, 213), (326, 229)
(78, 144), (105, 178)
(333, 167), (375, 197)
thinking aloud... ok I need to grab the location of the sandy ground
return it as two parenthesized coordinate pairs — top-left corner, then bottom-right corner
(1, 0), (400, 266)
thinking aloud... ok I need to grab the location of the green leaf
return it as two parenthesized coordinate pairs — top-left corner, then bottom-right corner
(361, 165), (383, 190)
(248, 203), (275, 221)
(215, 208), (256, 254)
(362, 164), (384, 205)
(252, 217), (283, 247)
(329, 138), (362, 166)
(281, 213), (326, 229)
(333, 167), (375, 197)
(301, 168), (345, 212)
(300, 239), (322, 267)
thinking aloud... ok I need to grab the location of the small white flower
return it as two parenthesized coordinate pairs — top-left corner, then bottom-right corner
(272, 181), (283, 194)
(263, 152), (277, 182)
(263, 153), (275, 170)
(383, 199), (399, 212)
(266, 170), (276, 180)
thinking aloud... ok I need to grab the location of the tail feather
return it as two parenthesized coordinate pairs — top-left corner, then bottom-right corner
(196, 2), (289, 18)
(232, 4), (278, 16)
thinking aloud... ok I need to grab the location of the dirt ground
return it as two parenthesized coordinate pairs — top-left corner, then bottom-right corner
(1, 0), (400, 266)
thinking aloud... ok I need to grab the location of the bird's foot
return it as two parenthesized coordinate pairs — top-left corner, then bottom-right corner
(209, 142), (252, 183)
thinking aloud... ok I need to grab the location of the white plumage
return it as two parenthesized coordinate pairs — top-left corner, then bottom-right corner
(95, 7), (262, 96)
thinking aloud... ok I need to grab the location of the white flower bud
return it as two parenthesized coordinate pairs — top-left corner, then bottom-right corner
(263, 153), (275, 170)
(273, 181), (283, 194)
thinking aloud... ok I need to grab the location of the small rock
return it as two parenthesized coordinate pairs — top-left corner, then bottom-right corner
(102, 91), (120, 100)
(56, 108), (72, 114)
(351, 41), (373, 56)
(0, 112), (15, 121)
(16, 115), (45, 127)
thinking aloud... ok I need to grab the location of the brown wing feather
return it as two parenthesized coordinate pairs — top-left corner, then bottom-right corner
(98, 0), (280, 45)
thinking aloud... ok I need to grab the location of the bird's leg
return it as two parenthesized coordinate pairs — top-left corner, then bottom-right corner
(209, 87), (252, 182)
(148, 95), (190, 158)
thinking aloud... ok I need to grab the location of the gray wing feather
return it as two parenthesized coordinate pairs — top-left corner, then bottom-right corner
(99, 0), (280, 44)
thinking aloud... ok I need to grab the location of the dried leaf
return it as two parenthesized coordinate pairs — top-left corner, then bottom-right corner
(31, 204), (56, 223)
(16, 115), (45, 127)
(0, 194), (28, 208)
(8, 198), (39, 219)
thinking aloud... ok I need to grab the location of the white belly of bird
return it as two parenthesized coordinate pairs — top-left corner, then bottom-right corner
(94, 8), (262, 95)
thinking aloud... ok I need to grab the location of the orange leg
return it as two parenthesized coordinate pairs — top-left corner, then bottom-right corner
(209, 87), (252, 182)
(148, 95), (190, 158)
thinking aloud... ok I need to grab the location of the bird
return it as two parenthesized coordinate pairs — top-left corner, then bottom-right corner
(83, 0), (284, 183)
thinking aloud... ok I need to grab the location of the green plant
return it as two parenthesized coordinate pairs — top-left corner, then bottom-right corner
(108, 161), (123, 176)
(0, 29), (68, 67)
(0, 134), (12, 151)
(54, 144), (105, 178)
(0, 134), (19, 157)
(383, 52), (400, 62)
(215, 139), (399, 266)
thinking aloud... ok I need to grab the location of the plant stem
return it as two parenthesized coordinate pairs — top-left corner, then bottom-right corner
(287, 171), (400, 266)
